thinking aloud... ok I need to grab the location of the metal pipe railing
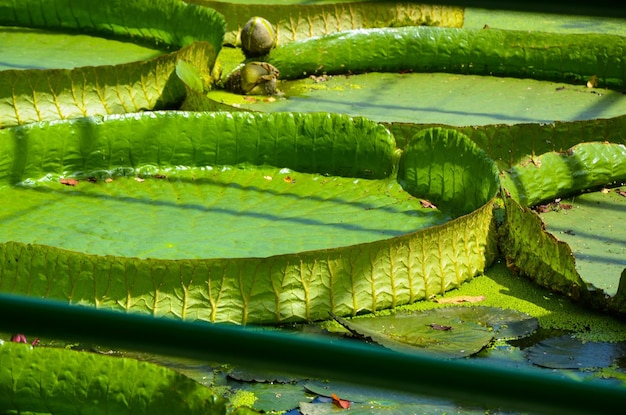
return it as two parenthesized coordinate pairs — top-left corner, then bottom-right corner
(1, 293), (625, 415)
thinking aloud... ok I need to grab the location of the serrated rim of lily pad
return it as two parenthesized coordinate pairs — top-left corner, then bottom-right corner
(0, 111), (499, 324)
(191, 0), (464, 46)
(0, 0), (225, 127)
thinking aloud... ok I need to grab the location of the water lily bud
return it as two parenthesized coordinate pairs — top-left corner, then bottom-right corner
(240, 16), (276, 57)
(240, 62), (280, 95)
(223, 62), (280, 96)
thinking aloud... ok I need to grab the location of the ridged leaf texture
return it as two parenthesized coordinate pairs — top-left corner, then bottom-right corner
(0, 0), (225, 127)
(0, 341), (228, 415)
(188, 0), (464, 45)
(266, 26), (626, 89)
(501, 142), (626, 207)
(386, 115), (626, 170)
(499, 142), (626, 313)
(0, 112), (498, 324)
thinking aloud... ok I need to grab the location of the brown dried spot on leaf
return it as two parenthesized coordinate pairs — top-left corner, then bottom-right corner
(283, 176), (296, 184)
(534, 199), (572, 213)
(534, 204), (551, 213)
(616, 189), (626, 197)
(428, 323), (453, 331)
(60, 178), (78, 186)
(520, 155), (541, 168)
(435, 295), (486, 304)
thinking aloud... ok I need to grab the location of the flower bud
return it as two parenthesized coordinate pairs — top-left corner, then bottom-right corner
(240, 16), (276, 58)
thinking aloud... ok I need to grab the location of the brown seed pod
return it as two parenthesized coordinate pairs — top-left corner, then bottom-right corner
(240, 16), (276, 58)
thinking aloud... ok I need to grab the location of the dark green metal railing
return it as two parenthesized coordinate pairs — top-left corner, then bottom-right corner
(1, 293), (625, 415)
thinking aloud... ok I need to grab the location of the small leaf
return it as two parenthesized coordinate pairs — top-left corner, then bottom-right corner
(331, 393), (351, 409)
(176, 59), (204, 93)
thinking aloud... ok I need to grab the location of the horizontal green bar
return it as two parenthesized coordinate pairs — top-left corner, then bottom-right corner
(1, 293), (625, 414)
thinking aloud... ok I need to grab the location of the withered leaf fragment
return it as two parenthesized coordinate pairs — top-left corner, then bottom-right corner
(428, 323), (453, 331)
(60, 178), (78, 186)
(420, 199), (437, 209)
(331, 393), (351, 409)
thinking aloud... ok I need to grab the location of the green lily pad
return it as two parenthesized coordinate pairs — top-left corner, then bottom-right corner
(0, 341), (229, 415)
(205, 72), (626, 126)
(333, 308), (496, 358)
(0, 26), (166, 71)
(499, 142), (626, 314)
(299, 400), (486, 415)
(0, 112), (499, 324)
(232, 381), (310, 412)
(331, 306), (537, 357)
(2, 165), (449, 259)
(0, 0), (225, 127)
(190, 0), (464, 46)
(445, 306), (538, 341)
(538, 188), (626, 297)
(304, 380), (434, 405)
(526, 334), (626, 369)
(464, 8), (626, 36)
(227, 366), (297, 384)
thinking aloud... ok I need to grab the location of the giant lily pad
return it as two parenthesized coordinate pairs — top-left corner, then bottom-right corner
(0, 112), (499, 324)
(0, 27), (165, 71)
(0, 0), (225, 127)
(499, 142), (626, 313)
(187, 0), (464, 46)
(537, 188), (626, 298)
(0, 341), (230, 415)
(205, 73), (626, 126)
